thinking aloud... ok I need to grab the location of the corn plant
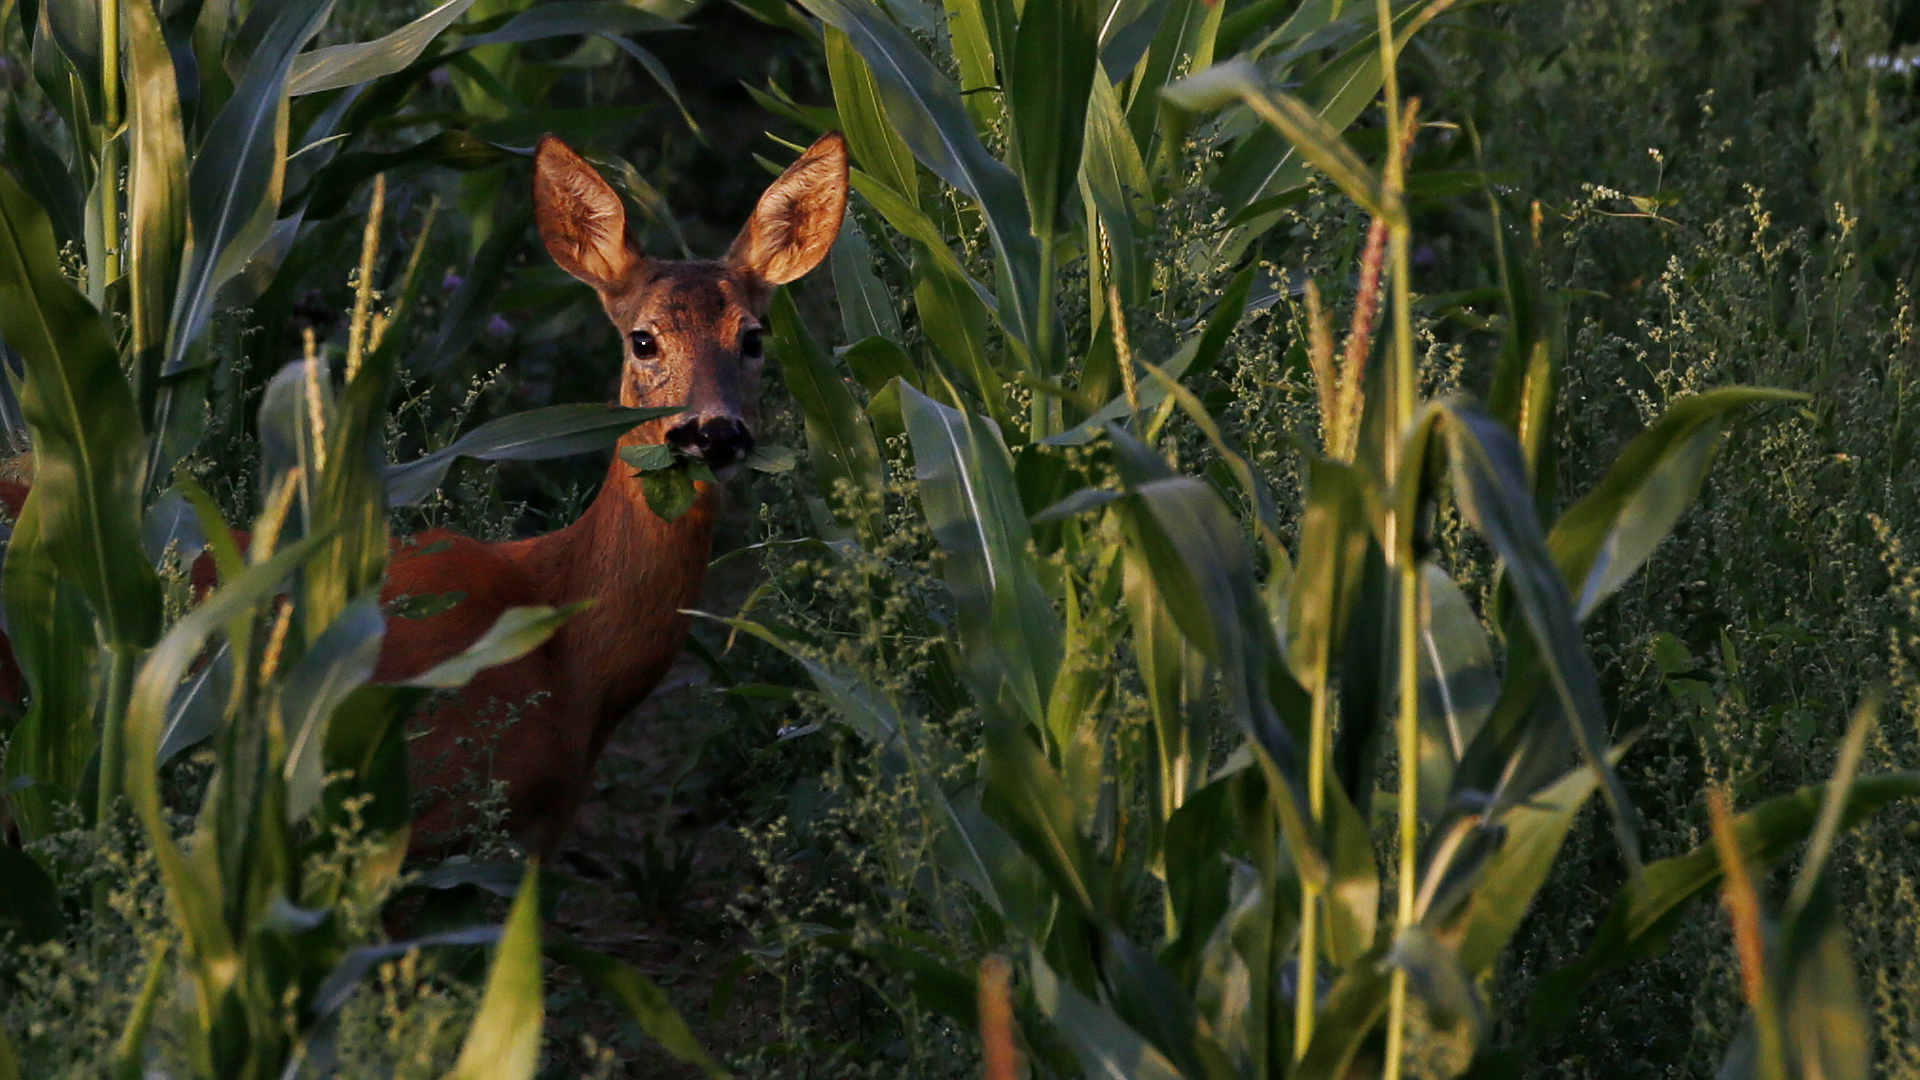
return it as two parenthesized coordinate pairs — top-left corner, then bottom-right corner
(734, 0), (1919, 1075)
(0, 1), (729, 1075)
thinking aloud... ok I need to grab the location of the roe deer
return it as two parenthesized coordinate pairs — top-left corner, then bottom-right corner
(384, 129), (848, 854)
(0, 131), (849, 856)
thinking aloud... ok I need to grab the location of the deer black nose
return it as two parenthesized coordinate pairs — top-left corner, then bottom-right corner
(666, 416), (754, 468)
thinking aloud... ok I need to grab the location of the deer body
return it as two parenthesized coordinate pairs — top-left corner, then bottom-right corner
(0, 132), (849, 857)
(379, 438), (720, 855)
(386, 132), (848, 855)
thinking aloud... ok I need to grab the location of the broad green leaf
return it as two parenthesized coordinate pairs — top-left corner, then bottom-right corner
(1081, 73), (1153, 310)
(1494, 770), (1920, 1072)
(280, 593), (386, 820)
(798, 0), (1044, 354)
(455, 1), (685, 48)
(824, 27), (919, 201)
(1, 104), (82, 252)
(386, 403), (675, 506)
(1164, 58), (1389, 220)
(288, 0), (478, 95)
(1030, 953), (1189, 1080)
(849, 167), (999, 320)
(296, 131), (515, 220)
(1415, 563), (1499, 817)
(0, 499), (100, 838)
(911, 255), (1008, 425)
(981, 721), (1106, 920)
(771, 288), (886, 542)
(1323, 778), (1379, 968)
(0, 166), (163, 649)
(831, 216), (906, 346)
(1549, 387), (1803, 620)
(552, 942), (730, 1079)
(1005, 0), (1099, 240)
(901, 383), (1062, 730)
(447, 864), (544, 1080)
(640, 466), (699, 521)
(1413, 400), (1641, 875)
(1294, 945), (1392, 1080)
(620, 443), (677, 471)
(1766, 879), (1871, 1080)
(842, 336), (919, 396)
(1449, 759), (1602, 974)
(1287, 455), (1369, 695)
(165, 0), (336, 374)
(156, 640), (232, 765)
(125, 534), (333, 1007)
(403, 604), (583, 689)
(1386, 924), (1486, 1039)
(1125, 0), (1222, 154)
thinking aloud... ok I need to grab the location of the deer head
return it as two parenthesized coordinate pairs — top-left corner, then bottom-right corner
(533, 132), (849, 467)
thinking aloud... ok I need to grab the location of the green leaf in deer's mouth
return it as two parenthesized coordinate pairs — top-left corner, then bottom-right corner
(620, 443), (677, 472)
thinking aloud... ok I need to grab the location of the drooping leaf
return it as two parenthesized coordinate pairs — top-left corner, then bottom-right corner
(402, 603), (583, 689)
(551, 942), (731, 1078)
(1164, 57), (1388, 220)
(287, 0), (478, 96)
(1549, 387), (1803, 621)
(386, 403), (674, 506)
(1488, 770), (1920, 1074)
(1029, 953), (1190, 1080)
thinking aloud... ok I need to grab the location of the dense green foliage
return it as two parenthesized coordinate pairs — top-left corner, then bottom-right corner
(1, 0), (1917, 1077)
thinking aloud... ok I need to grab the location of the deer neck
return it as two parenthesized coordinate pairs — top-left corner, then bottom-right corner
(533, 423), (719, 727)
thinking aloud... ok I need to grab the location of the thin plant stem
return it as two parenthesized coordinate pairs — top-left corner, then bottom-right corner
(1294, 671), (1332, 1059)
(94, 0), (125, 301)
(1377, 0), (1420, 1072)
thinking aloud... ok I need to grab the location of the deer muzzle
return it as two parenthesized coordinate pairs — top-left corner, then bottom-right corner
(666, 415), (754, 469)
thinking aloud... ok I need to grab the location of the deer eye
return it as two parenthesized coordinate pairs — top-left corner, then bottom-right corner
(629, 329), (658, 359)
(741, 327), (764, 359)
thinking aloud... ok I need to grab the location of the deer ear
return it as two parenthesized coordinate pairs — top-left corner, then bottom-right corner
(727, 132), (849, 288)
(534, 135), (641, 291)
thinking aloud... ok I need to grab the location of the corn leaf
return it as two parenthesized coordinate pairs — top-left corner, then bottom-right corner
(799, 0), (1044, 354)
(287, 0), (478, 96)
(552, 942), (730, 1079)
(901, 383), (1062, 731)
(824, 27), (919, 202)
(1413, 400), (1643, 876)
(165, 0), (335, 374)
(1549, 387), (1804, 621)
(770, 288), (887, 542)
(385, 403), (677, 507)
(0, 167), (163, 649)
(446, 865), (545, 1080)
